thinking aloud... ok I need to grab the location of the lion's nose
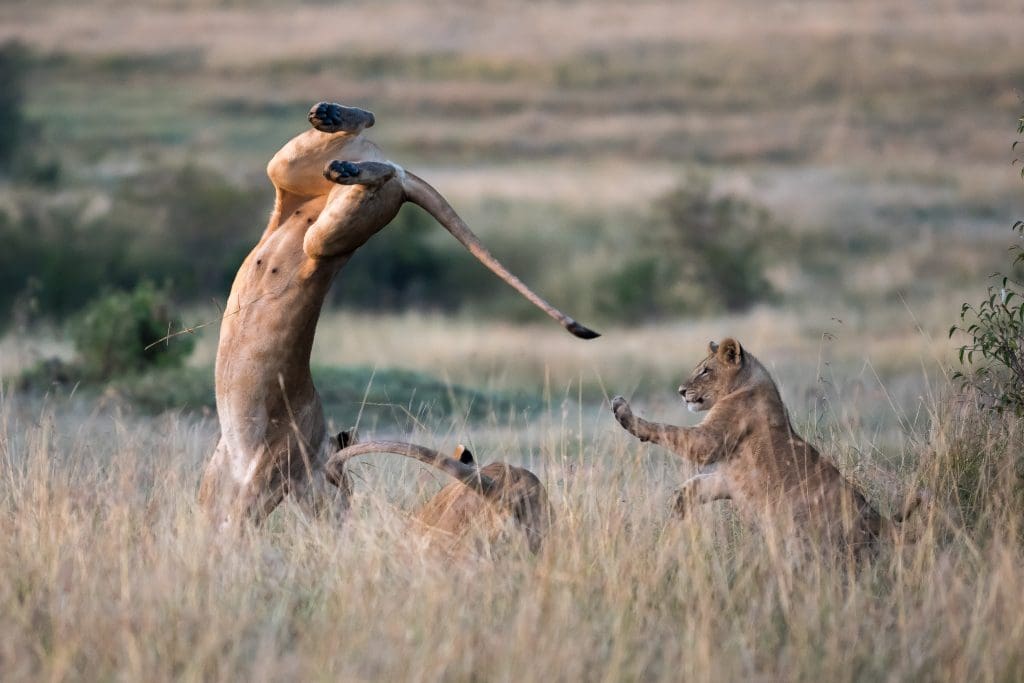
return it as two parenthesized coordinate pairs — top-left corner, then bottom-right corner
(678, 385), (686, 396)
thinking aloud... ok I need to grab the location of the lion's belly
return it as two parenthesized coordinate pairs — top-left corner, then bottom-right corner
(213, 218), (344, 481)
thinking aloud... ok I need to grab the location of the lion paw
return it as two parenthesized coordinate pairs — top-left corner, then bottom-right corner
(308, 102), (375, 133)
(325, 160), (361, 181)
(323, 160), (396, 186)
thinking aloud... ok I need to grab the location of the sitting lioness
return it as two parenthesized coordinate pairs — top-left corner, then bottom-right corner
(198, 102), (596, 530)
(611, 338), (923, 553)
(326, 440), (553, 554)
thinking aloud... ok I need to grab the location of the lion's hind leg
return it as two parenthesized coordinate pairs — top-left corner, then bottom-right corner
(290, 436), (354, 525)
(198, 439), (288, 532)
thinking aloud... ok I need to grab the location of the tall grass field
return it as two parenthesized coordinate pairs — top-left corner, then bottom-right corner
(2, 314), (1023, 681)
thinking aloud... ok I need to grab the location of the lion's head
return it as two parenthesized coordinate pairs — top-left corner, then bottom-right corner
(678, 338), (747, 413)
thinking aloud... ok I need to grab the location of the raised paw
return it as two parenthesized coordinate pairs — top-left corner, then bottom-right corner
(324, 160), (396, 187)
(326, 160), (361, 180)
(308, 102), (375, 134)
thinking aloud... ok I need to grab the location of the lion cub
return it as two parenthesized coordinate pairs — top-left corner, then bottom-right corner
(326, 440), (553, 554)
(611, 338), (923, 552)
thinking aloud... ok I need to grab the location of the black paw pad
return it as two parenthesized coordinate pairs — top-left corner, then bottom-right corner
(327, 160), (361, 179)
(309, 102), (341, 128)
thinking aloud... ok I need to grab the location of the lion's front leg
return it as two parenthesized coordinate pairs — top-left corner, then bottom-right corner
(265, 103), (383, 232)
(611, 395), (685, 447)
(302, 161), (403, 259)
(672, 471), (732, 519)
(610, 396), (721, 466)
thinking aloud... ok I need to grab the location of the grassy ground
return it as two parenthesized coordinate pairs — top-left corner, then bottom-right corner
(1, 358), (1022, 681)
(4, 308), (1019, 681)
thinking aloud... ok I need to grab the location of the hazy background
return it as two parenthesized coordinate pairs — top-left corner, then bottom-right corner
(0, 0), (1021, 438)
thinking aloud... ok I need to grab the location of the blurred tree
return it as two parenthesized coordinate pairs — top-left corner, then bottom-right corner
(118, 162), (268, 300)
(0, 41), (27, 171)
(334, 204), (498, 311)
(600, 174), (779, 322)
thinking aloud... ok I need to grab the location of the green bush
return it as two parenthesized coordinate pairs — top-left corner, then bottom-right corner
(0, 40), (27, 170)
(950, 114), (1024, 415)
(335, 204), (474, 310)
(120, 162), (267, 298)
(70, 283), (194, 381)
(0, 204), (135, 325)
(0, 163), (264, 329)
(599, 174), (778, 322)
(598, 256), (667, 322)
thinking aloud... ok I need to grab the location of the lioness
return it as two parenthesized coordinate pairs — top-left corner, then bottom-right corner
(326, 440), (553, 554)
(198, 102), (596, 530)
(611, 338), (923, 552)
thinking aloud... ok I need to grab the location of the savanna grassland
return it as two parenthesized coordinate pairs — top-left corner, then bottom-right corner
(1, 1), (1023, 681)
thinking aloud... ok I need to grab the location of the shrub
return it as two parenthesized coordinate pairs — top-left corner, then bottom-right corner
(0, 163), (265, 329)
(950, 114), (1024, 414)
(599, 174), (779, 321)
(0, 40), (27, 170)
(0, 203), (135, 326)
(334, 204), (466, 310)
(122, 162), (268, 299)
(70, 283), (194, 381)
(598, 256), (668, 322)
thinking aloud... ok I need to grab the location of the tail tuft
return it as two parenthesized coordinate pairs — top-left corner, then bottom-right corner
(566, 320), (601, 339)
(454, 444), (475, 465)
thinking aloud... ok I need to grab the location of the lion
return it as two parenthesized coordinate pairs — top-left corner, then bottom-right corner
(610, 338), (925, 553)
(198, 102), (597, 531)
(325, 439), (553, 554)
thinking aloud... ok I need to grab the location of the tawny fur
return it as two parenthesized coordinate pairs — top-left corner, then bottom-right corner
(327, 441), (553, 554)
(198, 103), (595, 530)
(611, 338), (924, 553)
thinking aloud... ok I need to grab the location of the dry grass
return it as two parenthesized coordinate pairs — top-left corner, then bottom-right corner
(2, 306), (1018, 681)
(1, 369), (1022, 681)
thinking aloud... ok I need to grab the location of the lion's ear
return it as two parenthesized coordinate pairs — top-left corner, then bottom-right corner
(717, 338), (743, 366)
(708, 340), (719, 354)
(454, 444), (475, 465)
(337, 428), (358, 448)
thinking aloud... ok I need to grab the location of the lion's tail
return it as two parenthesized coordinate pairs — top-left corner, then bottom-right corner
(325, 440), (496, 495)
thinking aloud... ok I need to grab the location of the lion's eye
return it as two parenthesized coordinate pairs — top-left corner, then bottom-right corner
(699, 367), (710, 376)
